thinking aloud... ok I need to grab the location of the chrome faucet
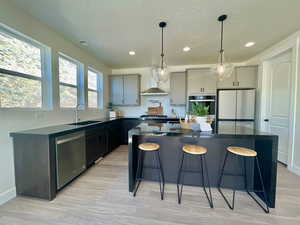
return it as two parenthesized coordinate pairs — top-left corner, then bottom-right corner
(75, 104), (84, 123)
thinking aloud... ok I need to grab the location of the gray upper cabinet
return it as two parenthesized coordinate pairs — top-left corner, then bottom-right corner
(170, 72), (186, 105)
(110, 74), (140, 106)
(123, 75), (140, 105)
(110, 75), (124, 105)
(187, 68), (217, 95)
(217, 66), (258, 89)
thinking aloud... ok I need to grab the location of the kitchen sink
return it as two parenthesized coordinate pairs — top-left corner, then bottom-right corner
(69, 120), (102, 126)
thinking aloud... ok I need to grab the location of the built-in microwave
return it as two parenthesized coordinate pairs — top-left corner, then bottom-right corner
(188, 95), (216, 116)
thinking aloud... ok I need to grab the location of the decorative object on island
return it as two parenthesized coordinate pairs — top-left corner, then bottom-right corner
(179, 117), (199, 130)
(191, 102), (209, 123)
(211, 14), (234, 81)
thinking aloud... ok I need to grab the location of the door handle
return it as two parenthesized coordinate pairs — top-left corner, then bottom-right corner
(264, 119), (269, 122)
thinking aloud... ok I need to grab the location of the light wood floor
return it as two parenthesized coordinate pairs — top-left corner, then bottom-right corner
(0, 145), (300, 225)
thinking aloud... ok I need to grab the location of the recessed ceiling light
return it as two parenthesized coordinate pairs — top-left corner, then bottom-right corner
(245, 42), (255, 47)
(183, 46), (191, 52)
(129, 51), (136, 56)
(79, 40), (88, 46)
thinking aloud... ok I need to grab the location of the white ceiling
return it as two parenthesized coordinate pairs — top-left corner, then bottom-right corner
(10, 0), (300, 68)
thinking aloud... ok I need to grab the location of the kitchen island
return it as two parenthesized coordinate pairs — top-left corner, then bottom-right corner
(128, 121), (278, 208)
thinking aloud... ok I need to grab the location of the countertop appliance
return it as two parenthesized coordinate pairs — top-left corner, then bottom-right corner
(56, 131), (86, 190)
(217, 89), (256, 121)
(188, 95), (216, 116)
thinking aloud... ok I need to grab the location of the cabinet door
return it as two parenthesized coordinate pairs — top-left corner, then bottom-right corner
(187, 69), (202, 94)
(123, 75), (140, 105)
(110, 75), (124, 105)
(217, 72), (236, 88)
(170, 72), (186, 105)
(98, 130), (107, 158)
(187, 69), (217, 95)
(86, 133), (100, 167)
(236, 66), (257, 88)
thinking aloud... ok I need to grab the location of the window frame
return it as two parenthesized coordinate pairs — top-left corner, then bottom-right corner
(58, 53), (83, 109)
(87, 67), (103, 109)
(0, 24), (51, 110)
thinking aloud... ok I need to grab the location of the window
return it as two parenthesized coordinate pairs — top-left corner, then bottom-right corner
(59, 55), (80, 108)
(0, 26), (46, 108)
(88, 68), (103, 108)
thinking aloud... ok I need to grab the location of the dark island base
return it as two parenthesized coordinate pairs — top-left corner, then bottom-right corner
(129, 135), (278, 208)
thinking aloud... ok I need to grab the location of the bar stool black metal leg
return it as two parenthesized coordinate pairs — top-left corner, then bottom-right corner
(177, 152), (185, 204)
(201, 154), (214, 208)
(155, 150), (165, 200)
(133, 150), (144, 197)
(218, 151), (235, 210)
(246, 157), (270, 213)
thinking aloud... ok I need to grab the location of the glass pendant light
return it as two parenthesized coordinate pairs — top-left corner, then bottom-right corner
(158, 21), (168, 79)
(212, 15), (234, 81)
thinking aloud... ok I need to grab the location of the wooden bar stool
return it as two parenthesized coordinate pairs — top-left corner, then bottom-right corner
(177, 145), (213, 208)
(218, 146), (269, 213)
(133, 143), (165, 200)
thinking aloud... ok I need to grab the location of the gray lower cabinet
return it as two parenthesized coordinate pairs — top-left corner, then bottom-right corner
(170, 72), (186, 105)
(110, 74), (140, 106)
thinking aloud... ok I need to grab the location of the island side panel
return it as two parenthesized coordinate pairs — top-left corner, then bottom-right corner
(128, 131), (139, 192)
(13, 134), (55, 200)
(254, 135), (278, 208)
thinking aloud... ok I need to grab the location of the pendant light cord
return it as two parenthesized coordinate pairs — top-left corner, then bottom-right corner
(161, 26), (164, 70)
(220, 20), (224, 65)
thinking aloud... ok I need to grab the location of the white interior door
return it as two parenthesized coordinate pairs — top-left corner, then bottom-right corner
(266, 50), (292, 164)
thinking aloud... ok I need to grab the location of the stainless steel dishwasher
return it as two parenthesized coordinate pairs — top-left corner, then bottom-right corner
(56, 131), (86, 190)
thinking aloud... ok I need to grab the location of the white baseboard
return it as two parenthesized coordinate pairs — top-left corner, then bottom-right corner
(0, 187), (16, 205)
(288, 165), (300, 176)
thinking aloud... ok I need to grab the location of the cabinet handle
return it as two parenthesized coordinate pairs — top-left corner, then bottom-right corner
(237, 82), (240, 86)
(233, 82), (235, 86)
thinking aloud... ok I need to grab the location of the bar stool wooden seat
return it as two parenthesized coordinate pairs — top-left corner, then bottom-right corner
(227, 146), (257, 157)
(177, 145), (213, 208)
(133, 143), (165, 200)
(182, 145), (207, 155)
(218, 146), (269, 213)
(138, 143), (160, 151)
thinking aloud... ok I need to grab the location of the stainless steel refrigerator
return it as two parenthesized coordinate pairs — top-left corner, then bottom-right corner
(217, 89), (256, 132)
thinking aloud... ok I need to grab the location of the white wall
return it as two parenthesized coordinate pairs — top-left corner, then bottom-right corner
(0, 0), (111, 204)
(246, 30), (300, 176)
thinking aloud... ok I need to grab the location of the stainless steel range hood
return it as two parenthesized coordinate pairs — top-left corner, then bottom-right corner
(141, 87), (168, 96)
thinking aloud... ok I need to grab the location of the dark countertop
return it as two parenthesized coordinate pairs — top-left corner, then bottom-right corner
(10, 117), (277, 138)
(130, 121), (277, 137)
(9, 117), (122, 137)
(9, 117), (180, 137)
